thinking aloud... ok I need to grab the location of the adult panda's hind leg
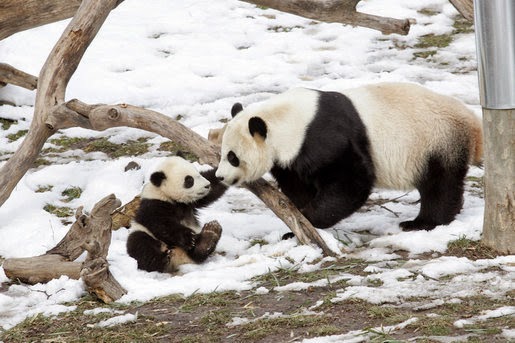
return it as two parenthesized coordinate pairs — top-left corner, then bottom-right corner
(188, 220), (222, 263)
(400, 155), (468, 231)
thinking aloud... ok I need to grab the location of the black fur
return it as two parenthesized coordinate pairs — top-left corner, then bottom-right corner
(400, 152), (469, 231)
(271, 91), (375, 229)
(127, 168), (227, 273)
(150, 171), (166, 187)
(248, 117), (268, 139)
(231, 103), (243, 117)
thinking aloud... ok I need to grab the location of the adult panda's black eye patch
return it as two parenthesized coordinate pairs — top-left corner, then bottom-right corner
(184, 175), (194, 188)
(227, 151), (240, 167)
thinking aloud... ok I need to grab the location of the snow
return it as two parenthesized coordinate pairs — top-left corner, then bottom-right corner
(0, 0), (513, 339)
(93, 313), (138, 328)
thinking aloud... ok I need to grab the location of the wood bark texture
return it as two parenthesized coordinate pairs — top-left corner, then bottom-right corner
(0, 63), (38, 90)
(80, 194), (126, 303)
(482, 109), (515, 254)
(0, 0), (120, 208)
(241, 0), (411, 35)
(0, 0), (410, 41)
(449, 0), (474, 21)
(3, 194), (127, 303)
(0, 0), (81, 41)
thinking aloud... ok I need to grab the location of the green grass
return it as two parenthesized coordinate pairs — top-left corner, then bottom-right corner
(61, 187), (82, 202)
(83, 137), (150, 158)
(0, 118), (17, 130)
(158, 141), (198, 161)
(43, 204), (74, 218)
(415, 34), (453, 49)
(6, 130), (28, 142)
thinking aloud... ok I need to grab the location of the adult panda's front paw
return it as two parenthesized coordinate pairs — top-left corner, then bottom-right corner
(399, 219), (437, 231)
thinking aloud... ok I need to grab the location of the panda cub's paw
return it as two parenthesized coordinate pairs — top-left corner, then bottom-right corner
(188, 221), (223, 263)
(201, 220), (223, 237)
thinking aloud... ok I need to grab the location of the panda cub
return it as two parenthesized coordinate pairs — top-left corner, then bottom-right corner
(127, 156), (227, 273)
(216, 82), (483, 231)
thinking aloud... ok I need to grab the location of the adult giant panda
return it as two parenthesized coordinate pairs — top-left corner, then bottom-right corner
(127, 156), (227, 273)
(215, 82), (483, 231)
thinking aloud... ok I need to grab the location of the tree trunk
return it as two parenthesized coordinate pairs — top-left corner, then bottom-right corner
(449, 0), (474, 21)
(0, 0), (120, 208)
(481, 109), (515, 254)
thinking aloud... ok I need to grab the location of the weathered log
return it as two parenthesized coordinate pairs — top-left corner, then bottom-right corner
(449, 0), (474, 21)
(2, 255), (81, 284)
(80, 194), (126, 303)
(3, 194), (126, 302)
(0, 63), (38, 90)
(46, 206), (89, 260)
(111, 196), (141, 230)
(242, 0), (412, 35)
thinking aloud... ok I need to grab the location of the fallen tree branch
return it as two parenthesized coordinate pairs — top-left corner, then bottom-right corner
(3, 194), (127, 303)
(242, 0), (412, 35)
(52, 100), (337, 256)
(0, 63), (38, 90)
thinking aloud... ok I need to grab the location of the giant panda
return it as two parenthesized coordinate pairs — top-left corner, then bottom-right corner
(127, 156), (227, 273)
(215, 82), (483, 231)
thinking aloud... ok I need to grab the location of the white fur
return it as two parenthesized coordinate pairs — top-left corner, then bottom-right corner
(216, 82), (482, 190)
(339, 83), (480, 189)
(142, 157), (210, 204)
(216, 88), (317, 185)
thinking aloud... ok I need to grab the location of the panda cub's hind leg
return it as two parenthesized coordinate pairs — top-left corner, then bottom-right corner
(188, 220), (223, 263)
(127, 231), (174, 273)
(400, 155), (468, 231)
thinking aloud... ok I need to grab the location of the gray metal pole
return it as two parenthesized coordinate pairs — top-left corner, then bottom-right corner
(474, 0), (515, 253)
(474, 0), (515, 109)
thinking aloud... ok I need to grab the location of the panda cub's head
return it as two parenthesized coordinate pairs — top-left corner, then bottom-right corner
(142, 156), (211, 203)
(215, 103), (274, 186)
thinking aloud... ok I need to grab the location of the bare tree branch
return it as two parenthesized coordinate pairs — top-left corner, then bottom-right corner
(241, 0), (412, 35)
(0, 63), (38, 90)
(0, 0), (120, 207)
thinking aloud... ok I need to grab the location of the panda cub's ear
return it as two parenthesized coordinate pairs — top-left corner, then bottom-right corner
(231, 103), (243, 117)
(150, 171), (167, 187)
(248, 116), (267, 140)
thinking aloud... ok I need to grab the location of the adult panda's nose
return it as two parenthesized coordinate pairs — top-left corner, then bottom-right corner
(204, 184), (210, 189)
(217, 176), (224, 181)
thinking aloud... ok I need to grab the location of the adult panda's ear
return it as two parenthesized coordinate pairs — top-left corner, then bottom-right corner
(231, 103), (243, 117)
(150, 171), (167, 187)
(248, 116), (267, 140)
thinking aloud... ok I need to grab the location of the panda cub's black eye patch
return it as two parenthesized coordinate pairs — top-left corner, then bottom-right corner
(184, 175), (194, 188)
(227, 151), (240, 167)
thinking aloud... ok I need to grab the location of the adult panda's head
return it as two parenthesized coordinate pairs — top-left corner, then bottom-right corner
(215, 103), (274, 186)
(142, 156), (211, 203)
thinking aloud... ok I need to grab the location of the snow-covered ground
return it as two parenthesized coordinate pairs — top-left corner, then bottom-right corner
(0, 0), (513, 337)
